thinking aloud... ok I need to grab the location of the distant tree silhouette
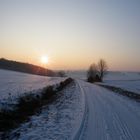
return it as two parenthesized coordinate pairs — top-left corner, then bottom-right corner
(98, 59), (108, 82)
(87, 59), (108, 83)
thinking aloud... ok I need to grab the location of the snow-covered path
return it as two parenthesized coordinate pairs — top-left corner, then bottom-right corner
(77, 80), (140, 140)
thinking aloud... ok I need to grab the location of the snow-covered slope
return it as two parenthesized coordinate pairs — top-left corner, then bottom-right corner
(8, 81), (85, 140)
(1, 69), (140, 140)
(77, 80), (140, 140)
(0, 69), (64, 100)
(8, 80), (140, 140)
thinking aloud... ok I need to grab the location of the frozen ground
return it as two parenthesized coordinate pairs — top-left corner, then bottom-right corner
(77, 80), (140, 140)
(0, 69), (65, 101)
(104, 71), (140, 81)
(102, 72), (140, 94)
(1, 70), (140, 140)
(100, 80), (140, 94)
(5, 80), (140, 140)
(8, 81), (85, 140)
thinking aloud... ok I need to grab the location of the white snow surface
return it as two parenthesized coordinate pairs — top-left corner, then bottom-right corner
(8, 80), (140, 140)
(9, 82), (85, 140)
(0, 69), (65, 100)
(102, 72), (140, 94)
(100, 80), (140, 94)
(76, 80), (140, 140)
(104, 71), (140, 81)
(1, 69), (140, 140)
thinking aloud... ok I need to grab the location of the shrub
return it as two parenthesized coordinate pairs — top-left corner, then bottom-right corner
(0, 78), (73, 133)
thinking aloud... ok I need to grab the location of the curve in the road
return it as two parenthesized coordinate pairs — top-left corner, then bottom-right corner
(76, 80), (140, 140)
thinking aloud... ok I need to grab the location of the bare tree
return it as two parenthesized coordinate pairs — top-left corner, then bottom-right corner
(87, 59), (108, 83)
(87, 63), (98, 82)
(98, 59), (108, 82)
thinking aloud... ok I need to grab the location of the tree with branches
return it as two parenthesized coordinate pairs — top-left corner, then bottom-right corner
(98, 59), (108, 82)
(87, 59), (108, 83)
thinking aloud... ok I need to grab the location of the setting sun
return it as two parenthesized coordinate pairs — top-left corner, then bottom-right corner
(41, 55), (49, 64)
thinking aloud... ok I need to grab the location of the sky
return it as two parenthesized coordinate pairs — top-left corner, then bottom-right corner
(0, 0), (140, 71)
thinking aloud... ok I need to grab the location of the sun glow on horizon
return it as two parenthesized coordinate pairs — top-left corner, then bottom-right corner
(0, 1), (140, 71)
(41, 55), (49, 64)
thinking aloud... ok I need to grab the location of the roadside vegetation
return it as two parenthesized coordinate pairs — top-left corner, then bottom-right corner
(0, 78), (73, 135)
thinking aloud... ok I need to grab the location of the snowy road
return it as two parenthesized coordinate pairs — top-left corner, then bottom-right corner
(77, 80), (140, 140)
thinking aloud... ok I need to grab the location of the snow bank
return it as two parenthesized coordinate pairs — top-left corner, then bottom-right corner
(8, 81), (85, 140)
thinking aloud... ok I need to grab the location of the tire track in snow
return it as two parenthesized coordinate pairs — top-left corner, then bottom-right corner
(77, 80), (140, 140)
(95, 87), (134, 140)
(73, 81), (89, 140)
(79, 83), (110, 140)
(96, 86), (140, 140)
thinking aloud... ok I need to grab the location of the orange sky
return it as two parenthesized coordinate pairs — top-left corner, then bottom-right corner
(0, 0), (140, 71)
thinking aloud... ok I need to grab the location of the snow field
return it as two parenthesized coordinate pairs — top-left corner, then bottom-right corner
(100, 80), (140, 94)
(0, 69), (65, 109)
(0, 69), (65, 100)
